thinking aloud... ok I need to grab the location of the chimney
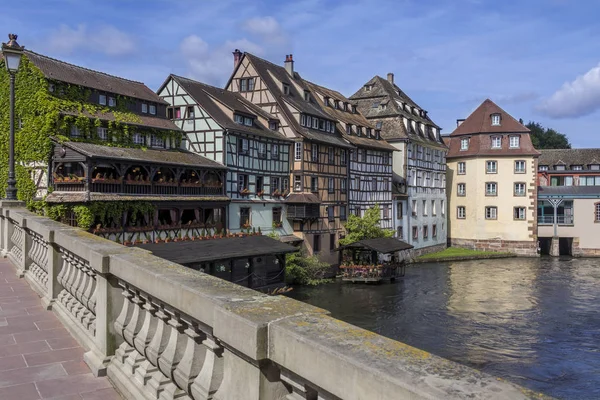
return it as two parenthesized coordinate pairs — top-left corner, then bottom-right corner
(456, 119), (465, 127)
(285, 54), (294, 77)
(387, 73), (394, 84)
(232, 49), (242, 69)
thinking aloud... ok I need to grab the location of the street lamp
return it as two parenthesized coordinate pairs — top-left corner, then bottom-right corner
(2, 34), (24, 200)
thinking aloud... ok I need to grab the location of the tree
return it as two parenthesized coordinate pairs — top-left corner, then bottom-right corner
(524, 121), (571, 149)
(339, 204), (394, 246)
(284, 251), (331, 286)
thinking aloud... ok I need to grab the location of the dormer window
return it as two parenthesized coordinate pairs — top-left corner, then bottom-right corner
(334, 100), (339, 109)
(365, 85), (372, 91)
(70, 125), (81, 138)
(269, 121), (278, 130)
(283, 83), (290, 95)
(346, 124), (352, 134)
(539, 165), (549, 171)
(312, 117), (318, 129)
(149, 105), (156, 115)
(380, 103), (387, 110)
(376, 121), (383, 129)
(356, 126), (362, 136)
(590, 164), (600, 171)
(142, 104), (148, 113)
(555, 165), (566, 171)
(509, 135), (520, 148)
(491, 136), (501, 148)
(304, 90), (311, 101)
(234, 114), (253, 126)
(460, 138), (469, 150)
(329, 122), (335, 133)
(366, 128), (372, 137)
(108, 97), (116, 107)
(132, 132), (145, 145)
(324, 97), (330, 106)
(187, 106), (194, 118)
(352, 105), (357, 113)
(150, 134), (164, 148)
(343, 103), (348, 111)
(572, 165), (583, 171)
(99, 94), (107, 106)
(491, 114), (501, 126)
(375, 130), (381, 139)
(372, 102), (379, 108)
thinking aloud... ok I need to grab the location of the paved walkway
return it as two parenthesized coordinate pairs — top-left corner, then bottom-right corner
(0, 259), (121, 399)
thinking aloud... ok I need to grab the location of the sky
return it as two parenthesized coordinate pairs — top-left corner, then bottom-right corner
(3, 0), (600, 147)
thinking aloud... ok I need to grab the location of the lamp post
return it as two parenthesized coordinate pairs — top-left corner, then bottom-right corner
(2, 34), (24, 200)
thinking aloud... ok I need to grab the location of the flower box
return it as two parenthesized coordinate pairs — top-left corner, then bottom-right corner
(125, 180), (151, 185)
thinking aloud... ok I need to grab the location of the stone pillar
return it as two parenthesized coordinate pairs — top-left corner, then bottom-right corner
(43, 241), (61, 310)
(0, 201), (25, 257)
(550, 236), (560, 257)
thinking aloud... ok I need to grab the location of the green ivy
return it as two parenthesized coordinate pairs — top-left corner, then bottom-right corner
(0, 57), (182, 205)
(41, 201), (155, 230)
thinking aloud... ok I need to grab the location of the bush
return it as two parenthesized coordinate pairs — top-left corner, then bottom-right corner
(285, 251), (331, 286)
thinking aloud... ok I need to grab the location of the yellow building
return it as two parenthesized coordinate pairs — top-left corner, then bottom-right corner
(445, 99), (540, 256)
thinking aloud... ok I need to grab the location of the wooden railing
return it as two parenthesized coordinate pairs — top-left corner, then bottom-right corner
(56, 180), (225, 196)
(0, 201), (552, 400)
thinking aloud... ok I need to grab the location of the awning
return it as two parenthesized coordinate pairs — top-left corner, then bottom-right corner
(284, 193), (321, 204)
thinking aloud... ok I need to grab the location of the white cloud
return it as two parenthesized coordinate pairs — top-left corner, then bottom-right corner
(46, 24), (136, 56)
(180, 35), (264, 86)
(537, 63), (600, 118)
(242, 16), (287, 45)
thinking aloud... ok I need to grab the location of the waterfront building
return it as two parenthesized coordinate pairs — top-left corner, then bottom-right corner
(158, 75), (293, 236)
(1, 50), (229, 243)
(445, 99), (539, 255)
(304, 81), (396, 228)
(537, 149), (600, 256)
(225, 51), (354, 264)
(350, 73), (448, 255)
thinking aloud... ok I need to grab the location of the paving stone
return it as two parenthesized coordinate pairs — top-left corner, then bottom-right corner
(0, 334), (15, 346)
(46, 337), (79, 351)
(35, 320), (65, 331)
(0, 354), (27, 371)
(60, 360), (90, 376)
(0, 319), (39, 335)
(25, 348), (85, 367)
(35, 374), (112, 398)
(80, 387), (123, 400)
(0, 382), (41, 400)
(0, 340), (51, 357)
(15, 328), (71, 344)
(0, 364), (66, 388)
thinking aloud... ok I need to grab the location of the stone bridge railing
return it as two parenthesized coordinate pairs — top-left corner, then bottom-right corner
(0, 201), (550, 400)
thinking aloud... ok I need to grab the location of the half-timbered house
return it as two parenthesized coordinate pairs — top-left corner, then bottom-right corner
(305, 81), (395, 229)
(8, 50), (229, 244)
(158, 75), (292, 235)
(226, 51), (354, 264)
(351, 73), (448, 255)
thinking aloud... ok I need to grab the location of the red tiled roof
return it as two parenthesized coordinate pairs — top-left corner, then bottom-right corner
(450, 99), (530, 136)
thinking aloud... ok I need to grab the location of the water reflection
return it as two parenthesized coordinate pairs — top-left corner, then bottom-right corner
(287, 257), (600, 399)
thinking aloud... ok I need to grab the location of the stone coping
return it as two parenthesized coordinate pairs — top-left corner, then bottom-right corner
(411, 253), (518, 264)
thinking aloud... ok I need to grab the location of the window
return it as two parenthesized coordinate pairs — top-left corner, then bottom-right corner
(99, 94), (107, 106)
(457, 206), (466, 219)
(596, 203), (600, 222)
(372, 102), (379, 109)
(397, 203), (403, 219)
(328, 178), (335, 193)
(485, 206), (497, 220)
(340, 150), (347, 165)
(460, 138), (469, 150)
(346, 124), (352, 134)
(334, 100), (339, 109)
(458, 162), (466, 175)
(372, 177), (378, 191)
(271, 144), (279, 159)
(340, 206), (347, 221)
(591, 165), (600, 171)
(515, 160), (526, 173)
(514, 207), (526, 220)
(283, 83), (290, 95)
(273, 207), (282, 224)
(441, 200), (445, 215)
(312, 144), (318, 162)
(355, 206), (361, 216)
(485, 182), (497, 196)
(412, 226), (418, 241)
(572, 165), (583, 171)
(555, 165), (566, 171)
(341, 179), (346, 193)
(319, 119), (325, 131)
(539, 165), (549, 171)
(142, 103), (148, 113)
(310, 177), (318, 192)
(258, 142), (267, 158)
(175, 108), (181, 119)
(269, 121), (278, 130)
(295, 142), (302, 160)
(491, 114), (501, 126)
(356, 126), (362, 136)
(244, 117), (253, 126)
(240, 207), (250, 228)
(108, 97), (116, 107)
(491, 136), (501, 148)
(185, 106), (193, 118)
(283, 178), (289, 192)
(423, 225), (429, 240)
(147, 104), (155, 115)
(365, 85), (372, 92)
(97, 127), (108, 141)
(294, 175), (302, 191)
(167, 108), (174, 119)
(312, 117), (318, 129)
(422, 200), (427, 216)
(256, 176), (264, 193)
(70, 125), (81, 138)
(330, 233), (336, 251)
(328, 147), (334, 164)
(514, 182), (526, 196)
(132, 132), (144, 145)
(509, 136), (520, 148)
(300, 114), (306, 127)
(432, 224), (437, 238)
(412, 200), (417, 216)
(240, 78), (255, 92)
(238, 174), (248, 191)
(238, 138), (249, 155)
(234, 114), (244, 124)
(486, 160), (497, 174)
(304, 90), (311, 101)
(432, 200), (437, 216)
(457, 183), (466, 196)
(328, 206), (334, 222)
(48, 83), (55, 92)
(313, 235), (321, 253)
(271, 177), (280, 193)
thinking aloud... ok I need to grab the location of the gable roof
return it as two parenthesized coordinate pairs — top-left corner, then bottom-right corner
(230, 53), (354, 149)
(450, 99), (530, 136)
(24, 51), (166, 104)
(538, 149), (600, 168)
(168, 75), (290, 142)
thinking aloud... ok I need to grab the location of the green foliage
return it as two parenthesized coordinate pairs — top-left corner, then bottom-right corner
(416, 247), (513, 261)
(285, 251), (331, 286)
(0, 57), (182, 205)
(525, 121), (571, 149)
(72, 205), (94, 230)
(339, 204), (394, 246)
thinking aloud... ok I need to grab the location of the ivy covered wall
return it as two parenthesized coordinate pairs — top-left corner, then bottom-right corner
(0, 56), (182, 205)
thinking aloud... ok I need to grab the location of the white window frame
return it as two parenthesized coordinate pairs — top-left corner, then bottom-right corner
(509, 136), (520, 148)
(151, 134), (165, 148)
(295, 142), (302, 161)
(457, 183), (466, 196)
(132, 132), (145, 145)
(491, 114), (501, 126)
(486, 160), (497, 174)
(149, 105), (156, 115)
(515, 160), (526, 173)
(70, 125), (81, 138)
(300, 114), (306, 127)
(271, 144), (279, 159)
(243, 117), (253, 127)
(514, 182), (526, 196)
(142, 103), (148, 114)
(460, 138), (469, 150)
(108, 97), (116, 107)
(458, 162), (466, 175)
(491, 136), (501, 148)
(258, 142), (267, 158)
(99, 94), (107, 106)
(328, 177), (334, 193)
(514, 207), (526, 220)
(97, 127), (108, 141)
(457, 206), (466, 219)
(485, 182), (497, 196)
(485, 206), (497, 220)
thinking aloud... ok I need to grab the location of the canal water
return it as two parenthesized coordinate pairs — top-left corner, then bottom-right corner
(286, 257), (600, 399)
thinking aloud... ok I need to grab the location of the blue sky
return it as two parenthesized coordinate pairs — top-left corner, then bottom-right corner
(3, 0), (600, 146)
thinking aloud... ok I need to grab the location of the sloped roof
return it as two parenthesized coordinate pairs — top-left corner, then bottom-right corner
(58, 141), (226, 169)
(538, 185), (600, 198)
(538, 149), (600, 168)
(60, 110), (180, 131)
(304, 81), (396, 152)
(445, 133), (540, 158)
(25, 51), (167, 104)
(168, 75), (290, 142)
(337, 237), (413, 254)
(450, 99), (530, 136)
(284, 193), (320, 204)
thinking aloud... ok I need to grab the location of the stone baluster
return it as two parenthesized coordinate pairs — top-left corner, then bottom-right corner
(123, 290), (147, 375)
(280, 371), (320, 400)
(172, 321), (206, 394)
(190, 336), (224, 400)
(157, 310), (188, 400)
(133, 293), (159, 386)
(114, 283), (135, 364)
(146, 304), (172, 399)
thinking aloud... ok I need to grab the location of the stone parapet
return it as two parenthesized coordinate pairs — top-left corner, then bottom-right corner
(0, 203), (552, 400)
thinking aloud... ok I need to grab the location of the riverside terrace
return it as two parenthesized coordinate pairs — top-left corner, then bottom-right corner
(0, 200), (552, 400)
